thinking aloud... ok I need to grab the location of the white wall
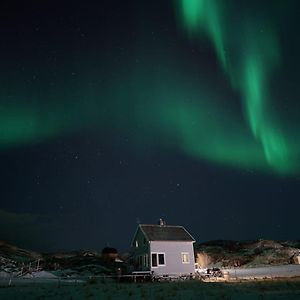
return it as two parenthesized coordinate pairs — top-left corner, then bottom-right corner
(150, 241), (195, 275)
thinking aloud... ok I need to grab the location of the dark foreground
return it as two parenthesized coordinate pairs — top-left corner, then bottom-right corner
(0, 278), (300, 299)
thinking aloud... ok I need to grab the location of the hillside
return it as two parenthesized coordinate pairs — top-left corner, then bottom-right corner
(1, 239), (299, 278)
(0, 241), (122, 278)
(195, 239), (300, 268)
(0, 240), (42, 262)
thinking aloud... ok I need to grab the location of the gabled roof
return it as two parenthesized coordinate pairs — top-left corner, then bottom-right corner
(138, 224), (195, 242)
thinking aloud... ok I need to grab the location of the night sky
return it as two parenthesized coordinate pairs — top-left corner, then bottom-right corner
(1, 0), (300, 252)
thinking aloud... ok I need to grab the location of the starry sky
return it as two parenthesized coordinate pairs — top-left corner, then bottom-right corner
(0, 0), (300, 252)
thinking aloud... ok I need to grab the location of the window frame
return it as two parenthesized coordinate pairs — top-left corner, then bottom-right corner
(181, 252), (190, 264)
(151, 252), (166, 267)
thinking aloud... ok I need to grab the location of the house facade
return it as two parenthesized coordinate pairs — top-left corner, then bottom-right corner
(130, 220), (196, 276)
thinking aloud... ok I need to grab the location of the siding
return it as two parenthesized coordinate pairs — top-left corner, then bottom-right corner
(132, 228), (150, 271)
(150, 241), (195, 275)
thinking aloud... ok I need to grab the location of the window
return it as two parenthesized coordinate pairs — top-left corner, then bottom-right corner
(144, 254), (149, 267)
(135, 240), (139, 247)
(158, 253), (165, 265)
(151, 253), (157, 267)
(151, 253), (165, 267)
(182, 253), (190, 264)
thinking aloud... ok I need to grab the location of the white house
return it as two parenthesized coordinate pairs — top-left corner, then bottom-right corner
(130, 220), (196, 276)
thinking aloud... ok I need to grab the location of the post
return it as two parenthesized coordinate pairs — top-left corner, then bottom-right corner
(117, 268), (122, 283)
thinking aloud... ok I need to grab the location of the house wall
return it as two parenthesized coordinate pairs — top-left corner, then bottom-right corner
(132, 228), (150, 271)
(150, 241), (195, 275)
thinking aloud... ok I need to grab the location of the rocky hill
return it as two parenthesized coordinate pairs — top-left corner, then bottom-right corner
(0, 240), (42, 262)
(0, 241), (123, 278)
(195, 239), (300, 268)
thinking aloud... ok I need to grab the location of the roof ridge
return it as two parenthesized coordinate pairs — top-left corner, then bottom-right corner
(140, 224), (184, 228)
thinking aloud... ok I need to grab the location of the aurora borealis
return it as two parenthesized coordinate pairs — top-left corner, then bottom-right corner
(0, 1), (299, 250)
(0, 0), (299, 174)
(174, 0), (298, 174)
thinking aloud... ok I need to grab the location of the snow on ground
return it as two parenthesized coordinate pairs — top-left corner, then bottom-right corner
(225, 265), (300, 279)
(22, 271), (58, 279)
(0, 272), (10, 279)
(0, 265), (300, 299)
(0, 278), (300, 300)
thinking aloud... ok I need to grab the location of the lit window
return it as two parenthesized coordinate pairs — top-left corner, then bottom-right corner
(182, 253), (190, 264)
(135, 240), (139, 247)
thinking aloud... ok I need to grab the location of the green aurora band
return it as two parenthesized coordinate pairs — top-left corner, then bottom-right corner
(175, 0), (297, 174)
(0, 1), (299, 175)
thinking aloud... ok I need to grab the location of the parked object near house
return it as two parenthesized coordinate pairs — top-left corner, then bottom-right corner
(130, 219), (196, 276)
